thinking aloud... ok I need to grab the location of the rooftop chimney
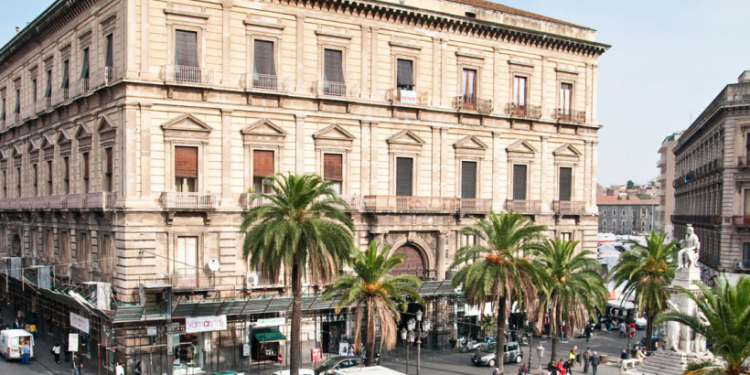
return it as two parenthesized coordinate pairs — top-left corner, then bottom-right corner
(739, 71), (750, 83)
(15, 26), (19, 33)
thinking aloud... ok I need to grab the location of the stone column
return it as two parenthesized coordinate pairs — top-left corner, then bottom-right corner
(221, 0), (232, 77)
(540, 136), (549, 211)
(369, 122), (379, 194)
(221, 109), (233, 205)
(295, 115), (306, 173)
(295, 16), (305, 93)
(436, 231), (447, 281)
(139, 102), (152, 199)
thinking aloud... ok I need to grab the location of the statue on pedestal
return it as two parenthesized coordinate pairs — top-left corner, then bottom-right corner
(665, 300), (682, 352)
(677, 225), (700, 269)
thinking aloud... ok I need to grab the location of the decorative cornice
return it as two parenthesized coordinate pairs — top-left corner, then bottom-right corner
(163, 8), (210, 20)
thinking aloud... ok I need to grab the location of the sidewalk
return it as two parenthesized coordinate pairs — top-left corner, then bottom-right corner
(0, 301), (101, 375)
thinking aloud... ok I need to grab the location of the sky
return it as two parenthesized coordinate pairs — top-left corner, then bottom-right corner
(2, 1), (750, 186)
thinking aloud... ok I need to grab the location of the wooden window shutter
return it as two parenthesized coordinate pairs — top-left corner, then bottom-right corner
(253, 150), (275, 177)
(64, 157), (69, 181)
(559, 167), (572, 201)
(83, 153), (90, 179)
(324, 154), (343, 182)
(395, 157), (413, 196)
(174, 146), (198, 178)
(461, 161), (476, 199)
(513, 164), (527, 200)
(105, 148), (113, 175)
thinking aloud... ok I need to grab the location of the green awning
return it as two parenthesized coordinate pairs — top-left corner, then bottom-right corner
(253, 329), (286, 343)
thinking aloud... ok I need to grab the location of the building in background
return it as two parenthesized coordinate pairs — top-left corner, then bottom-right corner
(597, 194), (659, 234)
(673, 71), (750, 286)
(656, 131), (683, 236)
(0, 0), (607, 372)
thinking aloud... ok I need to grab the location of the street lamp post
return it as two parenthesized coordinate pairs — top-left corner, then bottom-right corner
(536, 343), (545, 375)
(400, 310), (431, 375)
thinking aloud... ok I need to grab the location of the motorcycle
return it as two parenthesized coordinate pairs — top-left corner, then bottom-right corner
(460, 336), (495, 353)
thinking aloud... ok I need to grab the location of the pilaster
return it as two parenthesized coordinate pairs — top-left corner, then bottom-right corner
(221, 108), (233, 205)
(139, 102), (152, 198)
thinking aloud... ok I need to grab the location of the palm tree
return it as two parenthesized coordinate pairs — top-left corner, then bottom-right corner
(241, 173), (354, 375)
(321, 240), (423, 366)
(655, 277), (750, 375)
(535, 238), (607, 362)
(450, 211), (547, 373)
(611, 232), (679, 351)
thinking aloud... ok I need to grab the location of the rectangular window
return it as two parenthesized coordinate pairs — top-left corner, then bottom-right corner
(461, 68), (477, 109)
(395, 157), (413, 196)
(559, 167), (572, 201)
(174, 146), (198, 192)
(32, 164), (38, 196)
(397, 59), (415, 90)
(253, 40), (276, 89)
(253, 150), (275, 193)
(513, 76), (527, 115)
(175, 30), (199, 82)
(47, 160), (53, 196)
(461, 161), (477, 199)
(1, 98), (5, 120)
(45, 70), (52, 98)
(62, 60), (70, 89)
(323, 153), (343, 194)
(744, 243), (750, 268)
(560, 83), (572, 118)
(323, 49), (345, 96)
(104, 148), (113, 192)
(14, 89), (20, 113)
(16, 167), (21, 196)
(105, 34), (114, 68)
(78, 232), (89, 264)
(512, 164), (527, 200)
(32, 78), (37, 103)
(176, 236), (198, 275)
(81, 48), (90, 80)
(560, 232), (571, 241)
(100, 235), (111, 274)
(82, 152), (90, 194)
(1, 170), (5, 198)
(63, 156), (70, 194)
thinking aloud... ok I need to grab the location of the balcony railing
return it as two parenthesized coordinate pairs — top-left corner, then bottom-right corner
(33, 197), (49, 210)
(553, 200), (585, 214)
(555, 109), (586, 124)
(315, 80), (348, 97)
(35, 97), (51, 114)
(239, 193), (273, 211)
(160, 192), (218, 210)
(66, 194), (85, 209)
(505, 199), (542, 214)
(453, 96), (493, 114)
(70, 78), (89, 98)
(51, 88), (68, 107)
(161, 65), (219, 85)
(90, 67), (114, 89)
(49, 195), (67, 209)
(387, 89), (430, 106)
(70, 266), (89, 284)
(251, 73), (278, 91)
(459, 198), (492, 213)
(672, 215), (720, 225)
(363, 196), (458, 213)
(170, 273), (246, 291)
(86, 192), (116, 210)
(505, 103), (542, 119)
(733, 216), (750, 226)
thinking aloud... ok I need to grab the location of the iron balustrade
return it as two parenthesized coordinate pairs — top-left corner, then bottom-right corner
(552, 201), (585, 214)
(160, 192), (218, 210)
(504, 199), (542, 214)
(252, 73), (278, 90)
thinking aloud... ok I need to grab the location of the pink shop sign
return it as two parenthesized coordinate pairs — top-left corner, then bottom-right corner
(185, 315), (228, 333)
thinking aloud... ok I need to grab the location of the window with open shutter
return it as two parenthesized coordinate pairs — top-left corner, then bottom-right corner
(560, 83), (572, 118)
(397, 59), (414, 90)
(105, 34), (114, 68)
(62, 60), (69, 89)
(104, 148), (113, 192)
(32, 164), (38, 196)
(462, 69), (476, 109)
(175, 146), (198, 192)
(253, 150), (275, 193)
(253, 40), (276, 89)
(513, 164), (527, 200)
(395, 157), (413, 196)
(324, 49), (345, 96)
(82, 152), (90, 193)
(45, 70), (52, 98)
(14, 89), (20, 113)
(47, 160), (53, 196)
(324, 153), (343, 194)
(559, 167), (572, 201)
(461, 161), (477, 199)
(81, 48), (90, 79)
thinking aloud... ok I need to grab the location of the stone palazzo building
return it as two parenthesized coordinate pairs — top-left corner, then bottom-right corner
(673, 71), (750, 286)
(0, 0), (607, 373)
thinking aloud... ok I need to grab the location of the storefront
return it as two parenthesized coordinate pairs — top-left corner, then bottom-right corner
(320, 309), (347, 354)
(251, 328), (285, 362)
(171, 315), (227, 375)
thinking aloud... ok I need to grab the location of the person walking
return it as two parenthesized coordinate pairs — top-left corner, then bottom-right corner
(21, 341), (30, 365)
(135, 361), (143, 375)
(590, 351), (600, 375)
(548, 361), (558, 375)
(115, 361), (125, 375)
(619, 321), (626, 338)
(73, 354), (84, 375)
(584, 323), (592, 343)
(29, 322), (37, 339)
(52, 343), (61, 364)
(568, 346), (578, 374)
(582, 348), (592, 374)
(13, 318), (20, 329)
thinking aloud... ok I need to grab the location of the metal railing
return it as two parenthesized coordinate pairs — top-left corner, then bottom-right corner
(459, 198), (492, 213)
(552, 200), (585, 214)
(555, 109), (586, 124)
(252, 73), (278, 90)
(363, 196), (458, 212)
(161, 65), (218, 84)
(86, 192), (116, 210)
(160, 191), (218, 210)
(505, 103), (542, 119)
(672, 215), (721, 225)
(453, 96), (493, 114)
(504, 199), (542, 214)
(320, 80), (347, 97)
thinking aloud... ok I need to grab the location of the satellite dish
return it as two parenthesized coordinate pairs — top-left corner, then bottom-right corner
(208, 259), (221, 272)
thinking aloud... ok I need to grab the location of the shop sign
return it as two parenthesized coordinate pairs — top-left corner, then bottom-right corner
(253, 317), (285, 328)
(185, 315), (227, 333)
(243, 343), (250, 357)
(70, 312), (90, 334)
(68, 333), (79, 352)
(311, 347), (322, 362)
(278, 353), (283, 364)
(147, 326), (157, 336)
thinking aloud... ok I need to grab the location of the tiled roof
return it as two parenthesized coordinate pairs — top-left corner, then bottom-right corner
(596, 195), (659, 206)
(448, 0), (588, 29)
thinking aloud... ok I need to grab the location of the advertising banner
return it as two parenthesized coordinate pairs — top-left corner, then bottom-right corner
(185, 315), (227, 333)
(70, 312), (90, 334)
(68, 333), (79, 352)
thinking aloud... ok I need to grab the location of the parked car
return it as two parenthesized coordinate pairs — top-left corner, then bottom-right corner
(272, 370), (315, 375)
(471, 341), (523, 367)
(314, 356), (361, 375)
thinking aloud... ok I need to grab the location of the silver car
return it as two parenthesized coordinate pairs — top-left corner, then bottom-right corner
(471, 341), (523, 367)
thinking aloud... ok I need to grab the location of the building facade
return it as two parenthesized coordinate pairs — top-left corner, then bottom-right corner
(597, 195), (659, 235)
(656, 131), (682, 235)
(673, 71), (750, 286)
(0, 0), (607, 373)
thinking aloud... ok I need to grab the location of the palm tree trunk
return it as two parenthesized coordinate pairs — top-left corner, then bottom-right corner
(645, 311), (654, 351)
(365, 298), (376, 366)
(549, 306), (559, 363)
(291, 257), (302, 375)
(497, 295), (507, 374)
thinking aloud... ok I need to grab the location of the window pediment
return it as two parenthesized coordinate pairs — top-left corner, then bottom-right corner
(313, 124), (355, 149)
(97, 115), (117, 145)
(162, 113), (213, 142)
(0, 147), (9, 161)
(387, 130), (424, 153)
(553, 143), (581, 163)
(506, 139), (536, 160)
(241, 118), (286, 146)
(28, 138), (42, 163)
(12, 142), (24, 158)
(75, 123), (93, 152)
(454, 135), (488, 158)
(57, 128), (74, 156)
(41, 132), (58, 150)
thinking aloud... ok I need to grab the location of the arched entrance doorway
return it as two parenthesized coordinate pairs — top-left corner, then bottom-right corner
(390, 244), (426, 278)
(11, 234), (21, 257)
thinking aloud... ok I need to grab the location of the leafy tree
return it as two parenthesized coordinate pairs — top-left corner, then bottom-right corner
(611, 232), (678, 350)
(536, 238), (607, 362)
(450, 211), (547, 372)
(656, 277), (750, 375)
(241, 173), (354, 375)
(627, 180), (636, 189)
(322, 240), (423, 366)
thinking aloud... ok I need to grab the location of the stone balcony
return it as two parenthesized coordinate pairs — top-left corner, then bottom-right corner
(86, 192), (116, 210)
(504, 199), (542, 214)
(362, 196), (492, 214)
(552, 200), (586, 215)
(160, 192), (218, 211)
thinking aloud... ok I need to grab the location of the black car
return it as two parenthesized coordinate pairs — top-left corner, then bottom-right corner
(314, 356), (361, 375)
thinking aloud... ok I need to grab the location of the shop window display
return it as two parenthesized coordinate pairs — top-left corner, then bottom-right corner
(172, 323), (204, 374)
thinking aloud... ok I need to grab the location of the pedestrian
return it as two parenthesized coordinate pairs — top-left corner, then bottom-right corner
(584, 324), (592, 343)
(557, 359), (567, 375)
(73, 354), (84, 375)
(583, 347), (592, 374)
(29, 322), (37, 339)
(630, 321), (636, 337)
(520, 363), (528, 375)
(569, 346), (578, 364)
(17, 309), (24, 326)
(13, 318), (20, 329)
(619, 321), (626, 338)
(493, 367), (502, 375)
(548, 361), (558, 375)
(620, 349), (629, 361)
(115, 361), (125, 375)
(21, 340), (30, 365)
(52, 342), (61, 364)
(135, 361), (143, 375)
(590, 351), (600, 375)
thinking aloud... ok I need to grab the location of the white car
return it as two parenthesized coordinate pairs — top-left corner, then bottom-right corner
(272, 369), (315, 375)
(635, 316), (647, 330)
